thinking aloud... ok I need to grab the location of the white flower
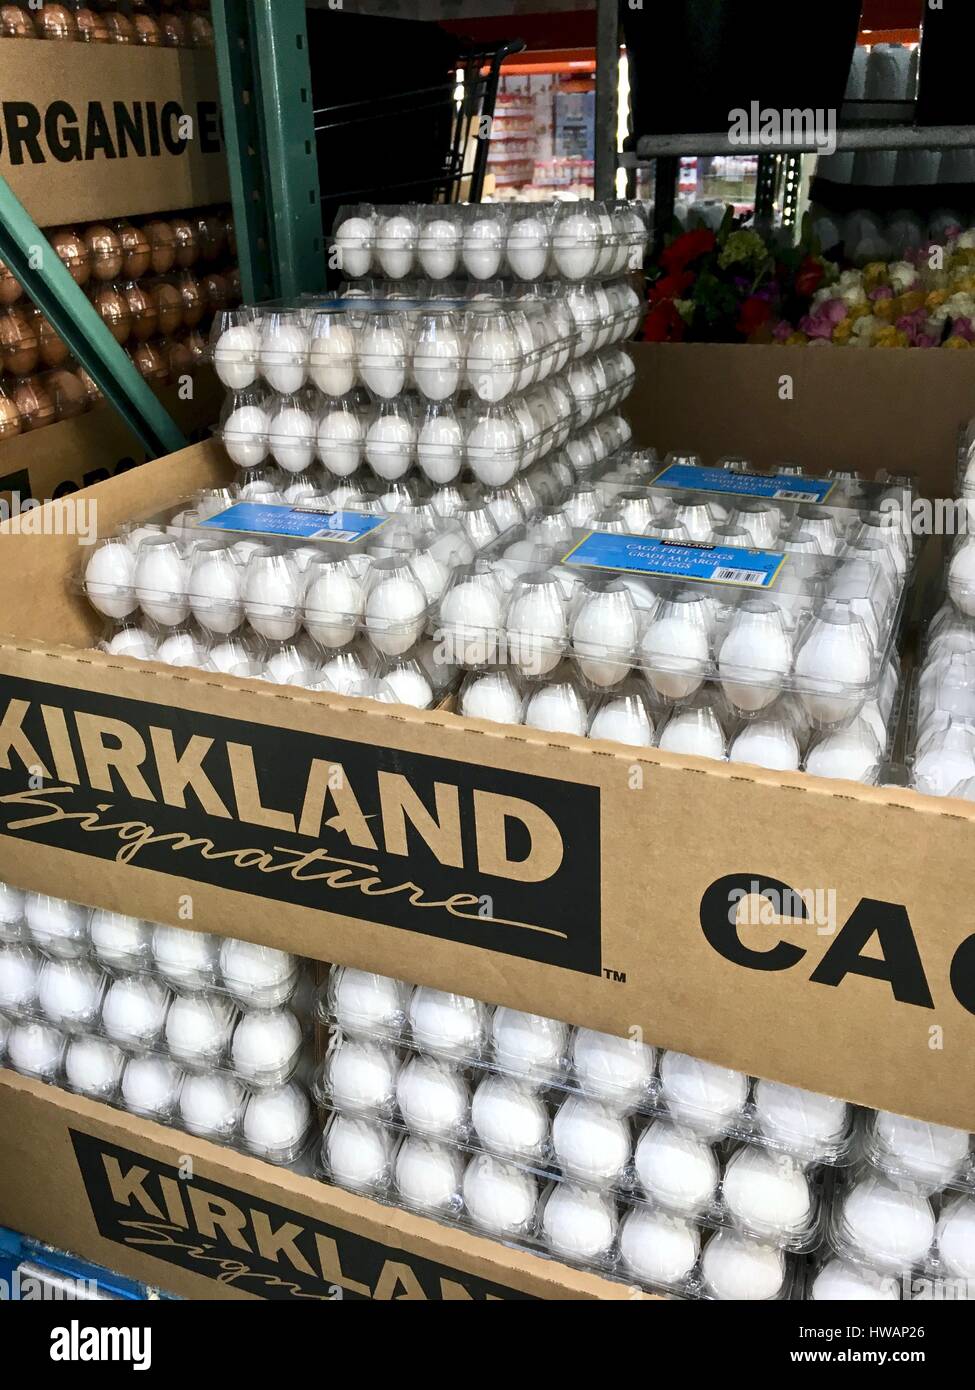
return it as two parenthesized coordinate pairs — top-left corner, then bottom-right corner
(850, 314), (883, 345)
(957, 230), (975, 250)
(888, 260), (918, 293)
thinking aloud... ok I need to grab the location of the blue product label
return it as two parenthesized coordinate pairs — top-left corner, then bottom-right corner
(200, 502), (388, 544)
(562, 532), (785, 588)
(650, 462), (836, 504)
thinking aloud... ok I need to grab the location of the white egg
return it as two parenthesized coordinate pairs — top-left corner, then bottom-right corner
(65, 1035), (124, 1098)
(103, 626), (157, 661)
(551, 1096), (630, 1184)
(134, 542), (190, 627)
(152, 924), (216, 989)
(619, 1207), (700, 1289)
(936, 1198), (975, 1279)
(332, 216), (374, 277)
(466, 414), (522, 487)
(506, 217), (550, 280)
(467, 328), (520, 403)
(873, 1110), (970, 1187)
(101, 976), (170, 1047)
(331, 967), (409, 1036)
(382, 662), (434, 709)
(811, 1258), (901, 1301)
(470, 1074), (548, 1158)
(413, 327), (463, 401)
(947, 538), (975, 617)
(213, 325), (260, 390)
(728, 720), (801, 771)
(189, 550), (244, 635)
(492, 1006), (568, 1083)
(524, 682), (588, 737)
(572, 590), (638, 686)
(701, 1230), (786, 1300)
(418, 218), (460, 279)
(462, 218), (504, 279)
(25, 894), (89, 959)
(805, 723), (880, 783)
(657, 707), (726, 761)
(85, 541), (137, 619)
(394, 1137), (464, 1212)
(326, 1037), (399, 1115)
(377, 215), (417, 279)
(269, 405), (316, 474)
(542, 1183), (617, 1262)
(178, 1072), (245, 1139)
(659, 1051), (748, 1137)
(841, 1177), (935, 1270)
(156, 630), (208, 669)
(462, 1154), (538, 1234)
(317, 409), (365, 477)
(395, 1054), (470, 1138)
(795, 613), (873, 724)
(359, 324), (408, 397)
(260, 324), (309, 394)
(38, 958), (102, 1027)
(459, 669), (522, 724)
(242, 1083), (312, 1159)
(309, 323), (357, 396)
(243, 553), (303, 641)
(718, 608), (793, 713)
(165, 993), (236, 1065)
(409, 987), (484, 1059)
(571, 1027), (655, 1106)
(753, 1080), (849, 1161)
(230, 1008), (303, 1083)
(633, 1121), (719, 1215)
(0, 945), (38, 1010)
(641, 611), (709, 700)
(121, 1054), (184, 1118)
(325, 1115), (392, 1191)
(417, 413), (464, 484)
(365, 413), (415, 481)
(553, 212), (600, 279)
(304, 564), (362, 647)
(8, 1022), (64, 1078)
(222, 405), (271, 468)
(506, 586), (567, 677)
(722, 1145), (813, 1239)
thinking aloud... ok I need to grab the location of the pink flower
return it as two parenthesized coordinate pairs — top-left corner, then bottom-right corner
(952, 316), (975, 342)
(799, 311), (835, 340)
(913, 333), (938, 349)
(869, 285), (894, 301)
(772, 320), (793, 342)
(824, 298), (848, 324)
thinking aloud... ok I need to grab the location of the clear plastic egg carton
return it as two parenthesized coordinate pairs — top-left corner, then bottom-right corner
(81, 493), (499, 665)
(329, 200), (649, 283)
(435, 522), (908, 731)
(828, 1165), (975, 1283)
(318, 968), (858, 1165)
(2, 890), (302, 1011)
(858, 1109), (974, 1199)
(214, 351), (632, 484)
(0, 942), (307, 1091)
(586, 474), (919, 579)
(905, 609), (975, 798)
(318, 1113), (801, 1299)
(209, 285), (630, 405)
(1, 1017), (314, 1167)
(313, 1036), (830, 1254)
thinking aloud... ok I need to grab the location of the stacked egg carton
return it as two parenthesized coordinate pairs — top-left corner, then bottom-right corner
(0, 3), (215, 47)
(312, 964), (866, 1300)
(436, 451), (915, 783)
(329, 201), (649, 284)
(208, 288), (638, 495)
(818, 1113), (975, 1300)
(80, 484), (539, 710)
(0, 883), (314, 1168)
(906, 431), (975, 799)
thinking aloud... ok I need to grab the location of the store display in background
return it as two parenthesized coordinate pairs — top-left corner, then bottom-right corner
(0, 206), (238, 438)
(491, 71), (597, 201)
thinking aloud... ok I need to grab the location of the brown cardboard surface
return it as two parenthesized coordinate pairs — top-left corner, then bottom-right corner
(0, 1071), (637, 1300)
(0, 445), (973, 1132)
(0, 42), (229, 224)
(628, 343), (975, 496)
(0, 373), (223, 506)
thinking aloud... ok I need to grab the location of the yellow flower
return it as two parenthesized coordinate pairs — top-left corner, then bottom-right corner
(786, 331), (807, 345)
(874, 326), (907, 348)
(873, 298), (896, 321)
(945, 335), (973, 350)
(953, 247), (975, 267)
(898, 290), (925, 315)
(832, 321), (853, 344)
(863, 262), (888, 288)
(848, 303), (872, 322)
(926, 290), (949, 309)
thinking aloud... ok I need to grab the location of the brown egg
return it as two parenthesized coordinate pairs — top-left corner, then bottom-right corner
(226, 267), (241, 304)
(0, 255), (22, 306)
(186, 15), (213, 48)
(0, 5), (34, 38)
(46, 368), (88, 420)
(0, 308), (39, 376)
(198, 213), (226, 263)
(183, 328), (206, 364)
(152, 280), (183, 335)
(144, 220), (176, 275)
(92, 285), (133, 344)
(13, 376), (56, 431)
(159, 13), (186, 47)
(163, 336), (193, 381)
(49, 228), (91, 287)
(224, 211), (236, 259)
(176, 271), (205, 328)
(117, 222), (152, 280)
(34, 312), (70, 368)
(133, 14), (160, 45)
(75, 8), (109, 43)
(35, 4), (78, 40)
(0, 390), (21, 439)
(78, 367), (103, 404)
(122, 281), (158, 342)
(202, 272), (230, 314)
(84, 224), (123, 281)
(130, 341), (166, 382)
(170, 217), (200, 269)
(105, 12), (134, 44)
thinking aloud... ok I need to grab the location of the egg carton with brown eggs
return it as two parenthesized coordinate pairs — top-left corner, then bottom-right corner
(0, 4), (214, 49)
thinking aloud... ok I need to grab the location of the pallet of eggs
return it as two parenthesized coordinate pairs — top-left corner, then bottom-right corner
(0, 884), (313, 1168)
(312, 965), (861, 1299)
(819, 1113), (975, 1301)
(80, 484), (522, 710)
(0, 2), (215, 47)
(329, 201), (649, 284)
(208, 288), (638, 491)
(434, 461), (912, 781)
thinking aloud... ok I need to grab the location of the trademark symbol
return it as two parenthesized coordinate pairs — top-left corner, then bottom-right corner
(603, 967), (627, 983)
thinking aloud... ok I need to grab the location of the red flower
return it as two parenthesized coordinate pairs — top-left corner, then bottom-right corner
(649, 269), (694, 304)
(795, 256), (825, 298)
(659, 228), (716, 273)
(644, 300), (686, 342)
(737, 295), (773, 336)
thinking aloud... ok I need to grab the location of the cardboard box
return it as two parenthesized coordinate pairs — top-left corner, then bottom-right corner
(0, 41), (229, 224)
(0, 441), (974, 1133)
(628, 343), (975, 497)
(0, 1071), (635, 1300)
(0, 373), (223, 507)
